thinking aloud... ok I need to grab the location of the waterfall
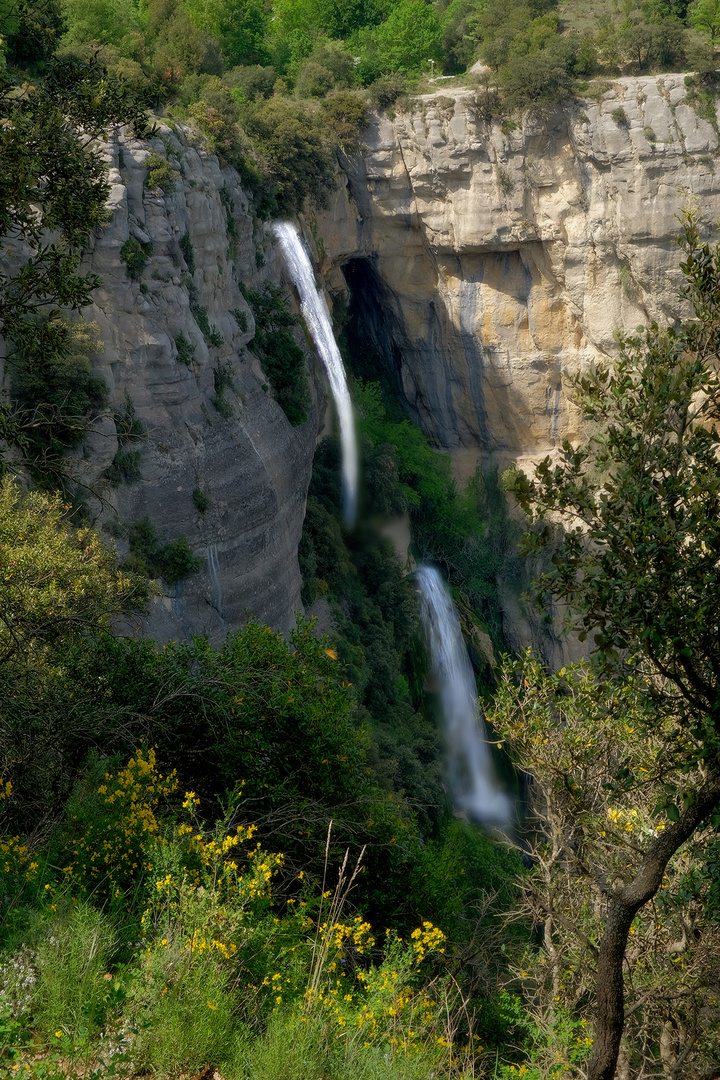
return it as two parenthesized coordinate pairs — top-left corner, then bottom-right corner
(207, 542), (223, 619)
(272, 221), (358, 527)
(416, 564), (511, 827)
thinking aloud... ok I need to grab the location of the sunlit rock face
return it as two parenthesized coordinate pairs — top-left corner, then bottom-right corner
(75, 126), (323, 641)
(318, 73), (720, 479)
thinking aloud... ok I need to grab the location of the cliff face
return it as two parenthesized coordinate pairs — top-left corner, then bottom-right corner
(318, 73), (720, 478)
(74, 126), (323, 641)
(5, 75), (717, 642)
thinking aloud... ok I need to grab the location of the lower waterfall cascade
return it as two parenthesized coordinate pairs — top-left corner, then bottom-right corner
(416, 564), (511, 828)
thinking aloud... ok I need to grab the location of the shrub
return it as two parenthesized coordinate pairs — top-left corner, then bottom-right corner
(145, 151), (177, 192)
(189, 287), (224, 347)
(241, 281), (309, 424)
(105, 449), (141, 484)
(239, 97), (336, 215)
(28, 900), (117, 1045)
(612, 105), (629, 126)
(175, 331), (195, 365)
(120, 237), (153, 280)
(496, 165), (514, 193)
(9, 316), (108, 477)
(192, 486), (210, 513)
(128, 518), (204, 586)
(367, 73), (409, 111)
(499, 45), (573, 111)
(322, 90), (369, 152)
(179, 232), (195, 275)
(225, 63), (276, 101)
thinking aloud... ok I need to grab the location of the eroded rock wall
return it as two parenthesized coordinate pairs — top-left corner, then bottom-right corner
(318, 73), (720, 478)
(72, 125), (323, 641)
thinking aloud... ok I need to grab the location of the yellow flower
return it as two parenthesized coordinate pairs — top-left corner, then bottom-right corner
(207, 1002), (217, 1010)
(55, 1030), (63, 1038)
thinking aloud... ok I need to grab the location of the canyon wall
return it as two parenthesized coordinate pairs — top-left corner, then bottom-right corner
(5, 74), (718, 642)
(318, 72), (720, 478)
(58, 127), (328, 642)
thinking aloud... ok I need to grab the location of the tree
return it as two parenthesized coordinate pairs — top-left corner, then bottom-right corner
(490, 654), (720, 1077)
(510, 212), (720, 1080)
(365, 0), (443, 75)
(0, 54), (149, 471)
(182, 0), (270, 66)
(0, 55), (149, 356)
(0, 479), (144, 666)
(689, 0), (720, 40)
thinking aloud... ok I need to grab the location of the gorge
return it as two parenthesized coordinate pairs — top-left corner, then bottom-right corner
(57, 72), (720, 648)
(4, 48), (720, 1079)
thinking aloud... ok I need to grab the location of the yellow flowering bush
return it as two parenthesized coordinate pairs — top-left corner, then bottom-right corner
(303, 918), (457, 1069)
(0, 779), (38, 889)
(60, 747), (178, 903)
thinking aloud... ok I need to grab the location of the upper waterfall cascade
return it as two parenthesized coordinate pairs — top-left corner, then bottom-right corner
(272, 221), (358, 528)
(416, 564), (511, 828)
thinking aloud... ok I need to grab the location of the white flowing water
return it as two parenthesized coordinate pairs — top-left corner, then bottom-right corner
(272, 221), (358, 527)
(416, 564), (511, 827)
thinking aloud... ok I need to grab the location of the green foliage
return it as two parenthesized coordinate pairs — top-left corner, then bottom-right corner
(0, 479), (143, 667)
(105, 449), (142, 484)
(60, 0), (144, 59)
(189, 289), (224, 346)
(0, 55), (150, 362)
(352, 379), (521, 651)
(498, 39), (574, 111)
(611, 104), (629, 124)
(179, 231), (195, 274)
(367, 72), (410, 110)
(239, 96), (337, 215)
(145, 150), (177, 191)
(9, 316), (108, 480)
(212, 359), (235, 415)
(128, 517), (204, 586)
(511, 211), (720, 725)
(106, 391), (145, 483)
(120, 236), (153, 279)
(356, 0), (443, 80)
(225, 62), (277, 100)
(242, 281), (310, 424)
(690, 0), (720, 40)
(175, 331), (195, 364)
(183, 0), (270, 67)
(295, 37), (357, 97)
(322, 90), (370, 151)
(27, 900), (118, 1045)
(193, 485), (210, 513)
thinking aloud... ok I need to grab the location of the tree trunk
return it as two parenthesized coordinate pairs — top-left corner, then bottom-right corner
(586, 771), (720, 1080)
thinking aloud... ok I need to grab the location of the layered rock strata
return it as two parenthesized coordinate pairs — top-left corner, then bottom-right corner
(74, 126), (323, 640)
(318, 73), (720, 478)
(5, 74), (718, 643)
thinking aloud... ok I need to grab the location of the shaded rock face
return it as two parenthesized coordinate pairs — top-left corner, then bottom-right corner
(73, 125), (323, 641)
(318, 74), (720, 479)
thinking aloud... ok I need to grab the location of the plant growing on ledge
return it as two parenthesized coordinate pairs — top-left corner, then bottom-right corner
(241, 281), (309, 425)
(120, 237), (153, 280)
(127, 517), (204, 586)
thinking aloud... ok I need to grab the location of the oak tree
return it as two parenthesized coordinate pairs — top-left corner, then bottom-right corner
(511, 213), (720, 1080)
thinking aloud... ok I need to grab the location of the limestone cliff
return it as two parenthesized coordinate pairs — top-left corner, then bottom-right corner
(318, 73), (720, 479)
(5, 74), (718, 644)
(71, 125), (323, 641)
